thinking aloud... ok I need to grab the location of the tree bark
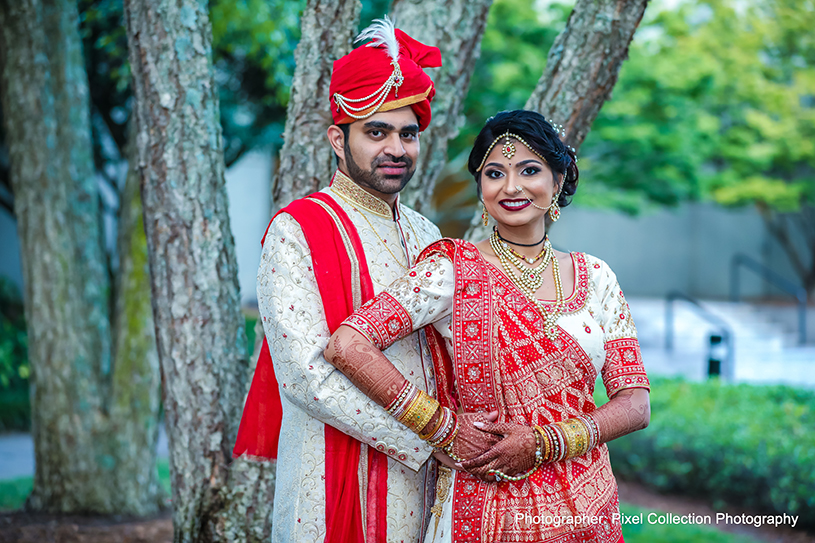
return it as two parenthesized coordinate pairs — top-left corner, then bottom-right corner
(466, 0), (649, 240)
(123, 0), (278, 540)
(390, 0), (494, 213)
(0, 0), (161, 514)
(271, 0), (362, 209)
(108, 131), (164, 513)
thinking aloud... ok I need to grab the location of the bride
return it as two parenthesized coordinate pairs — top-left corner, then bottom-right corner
(325, 109), (650, 543)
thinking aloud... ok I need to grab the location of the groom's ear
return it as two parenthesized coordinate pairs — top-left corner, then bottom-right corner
(327, 124), (347, 164)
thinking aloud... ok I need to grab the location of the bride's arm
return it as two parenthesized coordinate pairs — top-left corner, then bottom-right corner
(325, 325), (501, 464)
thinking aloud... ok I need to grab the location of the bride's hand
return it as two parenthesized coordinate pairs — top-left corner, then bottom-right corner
(446, 411), (500, 461)
(458, 421), (538, 483)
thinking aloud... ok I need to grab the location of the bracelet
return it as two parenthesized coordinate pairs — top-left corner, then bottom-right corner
(533, 424), (551, 463)
(557, 418), (589, 459)
(433, 411), (459, 449)
(576, 414), (599, 451)
(386, 380), (413, 413)
(443, 440), (466, 463)
(545, 423), (564, 462)
(427, 408), (458, 448)
(397, 390), (439, 434)
(487, 426), (543, 482)
(418, 406), (445, 441)
(387, 382), (419, 421)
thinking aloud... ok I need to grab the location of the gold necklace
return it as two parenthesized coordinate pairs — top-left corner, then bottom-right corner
(489, 233), (553, 292)
(490, 231), (563, 339)
(506, 243), (548, 264)
(334, 190), (411, 270)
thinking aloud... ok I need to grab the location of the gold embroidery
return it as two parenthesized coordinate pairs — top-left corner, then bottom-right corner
(431, 466), (453, 539)
(331, 170), (393, 219)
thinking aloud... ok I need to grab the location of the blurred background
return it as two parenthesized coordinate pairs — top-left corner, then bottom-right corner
(1, 0), (813, 541)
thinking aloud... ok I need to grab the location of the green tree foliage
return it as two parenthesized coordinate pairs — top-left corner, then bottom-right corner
(437, 0), (814, 292)
(453, 0), (568, 157)
(580, 0), (814, 214)
(579, 0), (815, 293)
(79, 0), (304, 168)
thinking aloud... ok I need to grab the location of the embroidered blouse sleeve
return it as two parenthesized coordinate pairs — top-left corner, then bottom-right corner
(258, 214), (433, 470)
(343, 255), (455, 350)
(595, 259), (651, 398)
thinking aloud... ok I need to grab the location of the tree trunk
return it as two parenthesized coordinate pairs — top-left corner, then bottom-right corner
(0, 0), (161, 514)
(108, 131), (164, 513)
(271, 0), (362, 209)
(123, 1), (272, 541)
(466, 0), (649, 240)
(524, 0), (649, 148)
(391, 0), (494, 213)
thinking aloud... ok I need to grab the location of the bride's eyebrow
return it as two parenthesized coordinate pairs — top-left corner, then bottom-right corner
(516, 159), (543, 167)
(484, 162), (505, 169)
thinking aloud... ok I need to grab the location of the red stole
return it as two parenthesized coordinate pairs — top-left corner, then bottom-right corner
(233, 192), (388, 543)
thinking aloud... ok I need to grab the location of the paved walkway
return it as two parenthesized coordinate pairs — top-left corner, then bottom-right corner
(0, 433), (34, 480)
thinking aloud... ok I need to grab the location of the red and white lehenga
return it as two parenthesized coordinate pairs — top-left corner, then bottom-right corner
(344, 239), (650, 543)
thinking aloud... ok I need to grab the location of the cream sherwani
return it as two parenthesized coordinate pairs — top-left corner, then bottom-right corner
(257, 171), (442, 543)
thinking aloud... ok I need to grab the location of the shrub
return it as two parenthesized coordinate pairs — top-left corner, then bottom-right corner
(603, 377), (815, 529)
(0, 277), (29, 431)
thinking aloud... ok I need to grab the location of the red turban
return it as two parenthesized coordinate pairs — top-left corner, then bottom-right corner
(330, 21), (442, 132)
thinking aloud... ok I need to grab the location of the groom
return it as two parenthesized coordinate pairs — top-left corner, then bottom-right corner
(235, 18), (457, 543)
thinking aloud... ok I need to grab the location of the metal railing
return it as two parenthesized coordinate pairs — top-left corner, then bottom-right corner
(730, 253), (807, 344)
(665, 291), (735, 379)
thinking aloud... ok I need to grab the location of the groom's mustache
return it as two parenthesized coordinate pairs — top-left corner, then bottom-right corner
(372, 155), (413, 169)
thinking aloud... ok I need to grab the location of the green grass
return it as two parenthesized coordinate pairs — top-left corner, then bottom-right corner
(620, 504), (761, 543)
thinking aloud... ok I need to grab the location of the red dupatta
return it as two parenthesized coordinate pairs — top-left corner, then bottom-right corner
(233, 191), (388, 543)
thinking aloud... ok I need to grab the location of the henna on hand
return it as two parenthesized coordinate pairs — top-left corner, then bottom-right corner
(459, 422), (537, 482)
(591, 387), (650, 443)
(324, 325), (406, 408)
(449, 411), (501, 461)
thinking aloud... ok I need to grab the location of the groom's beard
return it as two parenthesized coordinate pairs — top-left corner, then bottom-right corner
(344, 145), (416, 196)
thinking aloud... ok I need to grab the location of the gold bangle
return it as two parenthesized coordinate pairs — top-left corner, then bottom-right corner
(418, 406), (444, 440)
(557, 418), (589, 459)
(398, 390), (439, 435)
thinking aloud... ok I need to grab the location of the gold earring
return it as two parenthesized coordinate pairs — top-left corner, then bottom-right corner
(549, 196), (561, 222)
(482, 203), (489, 227)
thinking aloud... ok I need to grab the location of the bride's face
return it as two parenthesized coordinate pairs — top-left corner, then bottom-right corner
(480, 139), (557, 229)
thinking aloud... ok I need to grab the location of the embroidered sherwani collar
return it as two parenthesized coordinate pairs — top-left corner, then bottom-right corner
(330, 169), (397, 220)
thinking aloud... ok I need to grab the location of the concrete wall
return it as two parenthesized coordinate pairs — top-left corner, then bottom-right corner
(225, 150), (273, 307)
(550, 202), (804, 301)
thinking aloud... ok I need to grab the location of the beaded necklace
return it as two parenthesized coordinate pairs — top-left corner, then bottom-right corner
(489, 230), (563, 339)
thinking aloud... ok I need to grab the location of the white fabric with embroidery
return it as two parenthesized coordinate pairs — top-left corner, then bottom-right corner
(259, 184), (442, 543)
